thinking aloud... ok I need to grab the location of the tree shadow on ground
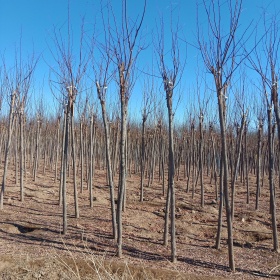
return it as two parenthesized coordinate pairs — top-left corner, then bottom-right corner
(178, 256), (272, 278)
(124, 244), (166, 261)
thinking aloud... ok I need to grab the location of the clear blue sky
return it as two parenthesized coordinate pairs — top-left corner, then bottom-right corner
(0, 0), (279, 123)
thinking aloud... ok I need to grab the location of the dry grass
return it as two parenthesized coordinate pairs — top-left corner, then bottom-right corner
(0, 164), (280, 279)
(0, 240), (221, 280)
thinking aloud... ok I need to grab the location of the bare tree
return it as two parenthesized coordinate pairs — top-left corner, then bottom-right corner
(255, 114), (264, 210)
(54, 111), (62, 184)
(93, 8), (119, 239)
(33, 103), (43, 182)
(49, 13), (89, 232)
(88, 106), (96, 208)
(0, 48), (37, 209)
(95, 78), (117, 239)
(94, 86), (113, 229)
(140, 80), (154, 202)
(247, 12), (279, 252)
(195, 79), (211, 207)
(155, 14), (185, 262)
(196, 0), (254, 271)
(105, 0), (146, 257)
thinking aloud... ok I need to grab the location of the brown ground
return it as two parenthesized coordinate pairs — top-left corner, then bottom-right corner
(0, 164), (279, 279)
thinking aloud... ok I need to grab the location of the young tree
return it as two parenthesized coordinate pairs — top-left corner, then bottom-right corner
(0, 49), (37, 209)
(196, 0), (253, 271)
(49, 15), (89, 232)
(255, 114), (264, 210)
(195, 80), (211, 207)
(93, 10), (118, 239)
(155, 15), (185, 262)
(88, 106), (96, 208)
(140, 80), (154, 202)
(16, 75), (29, 201)
(33, 104), (43, 182)
(247, 13), (279, 252)
(105, 0), (146, 257)
(96, 79), (117, 240)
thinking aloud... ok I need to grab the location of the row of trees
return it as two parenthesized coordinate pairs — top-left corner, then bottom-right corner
(0, 93), (278, 266)
(0, 0), (280, 273)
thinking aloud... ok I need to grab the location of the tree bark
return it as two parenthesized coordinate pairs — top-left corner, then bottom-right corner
(217, 88), (235, 271)
(0, 92), (16, 210)
(62, 107), (70, 234)
(140, 115), (146, 202)
(96, 81), (117, 241)
(267, 107), (279, 252)
(71, 112), (79, 218)
(19, 112), (25, 201)
(164, 84), (176, 263)
(255, 120), (263, 210)
(231, 116), (246, 221)
(199, 114), (204, 207)
(117, 67), (128, 257)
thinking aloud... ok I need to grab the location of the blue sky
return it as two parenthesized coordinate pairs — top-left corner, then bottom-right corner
(0, 0), (280, 124)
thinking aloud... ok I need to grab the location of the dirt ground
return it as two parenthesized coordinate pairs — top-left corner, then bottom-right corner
(0, 164), (280, 279)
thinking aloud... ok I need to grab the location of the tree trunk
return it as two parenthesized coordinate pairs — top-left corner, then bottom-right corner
(255, 120), (263, 210)
(216, 150), (223, 249)
(163, 183), (170, 246)
(89, 116), (94, 208)
(80, 120), (84, 193)
(98, 93), (117, 241)
(62, 108), (70, 234)
(140, 116), (146, 202)
(231, 116), (246, 221)
(71, 113), (79, 218)
(33, 117), (41, 182)
(117, 95), (127, 258)
(244, 125), (249, 204)
(199, 114), (204, 207)
(59, 113), (66, 206)
(19, 112), (25, 201)
(14, 119), (18, 185)
(54, 117), (60, 184)
(105, 119), (117, 240)
(117, 63), (128, 258)
(166, 89), (176, 263)
(0, 93), (16, 210)
(267, 107), (279, 252)
(217, 88), (235, 271)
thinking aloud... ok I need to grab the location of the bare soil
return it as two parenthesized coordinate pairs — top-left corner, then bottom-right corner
(0, 164), (279, 279)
